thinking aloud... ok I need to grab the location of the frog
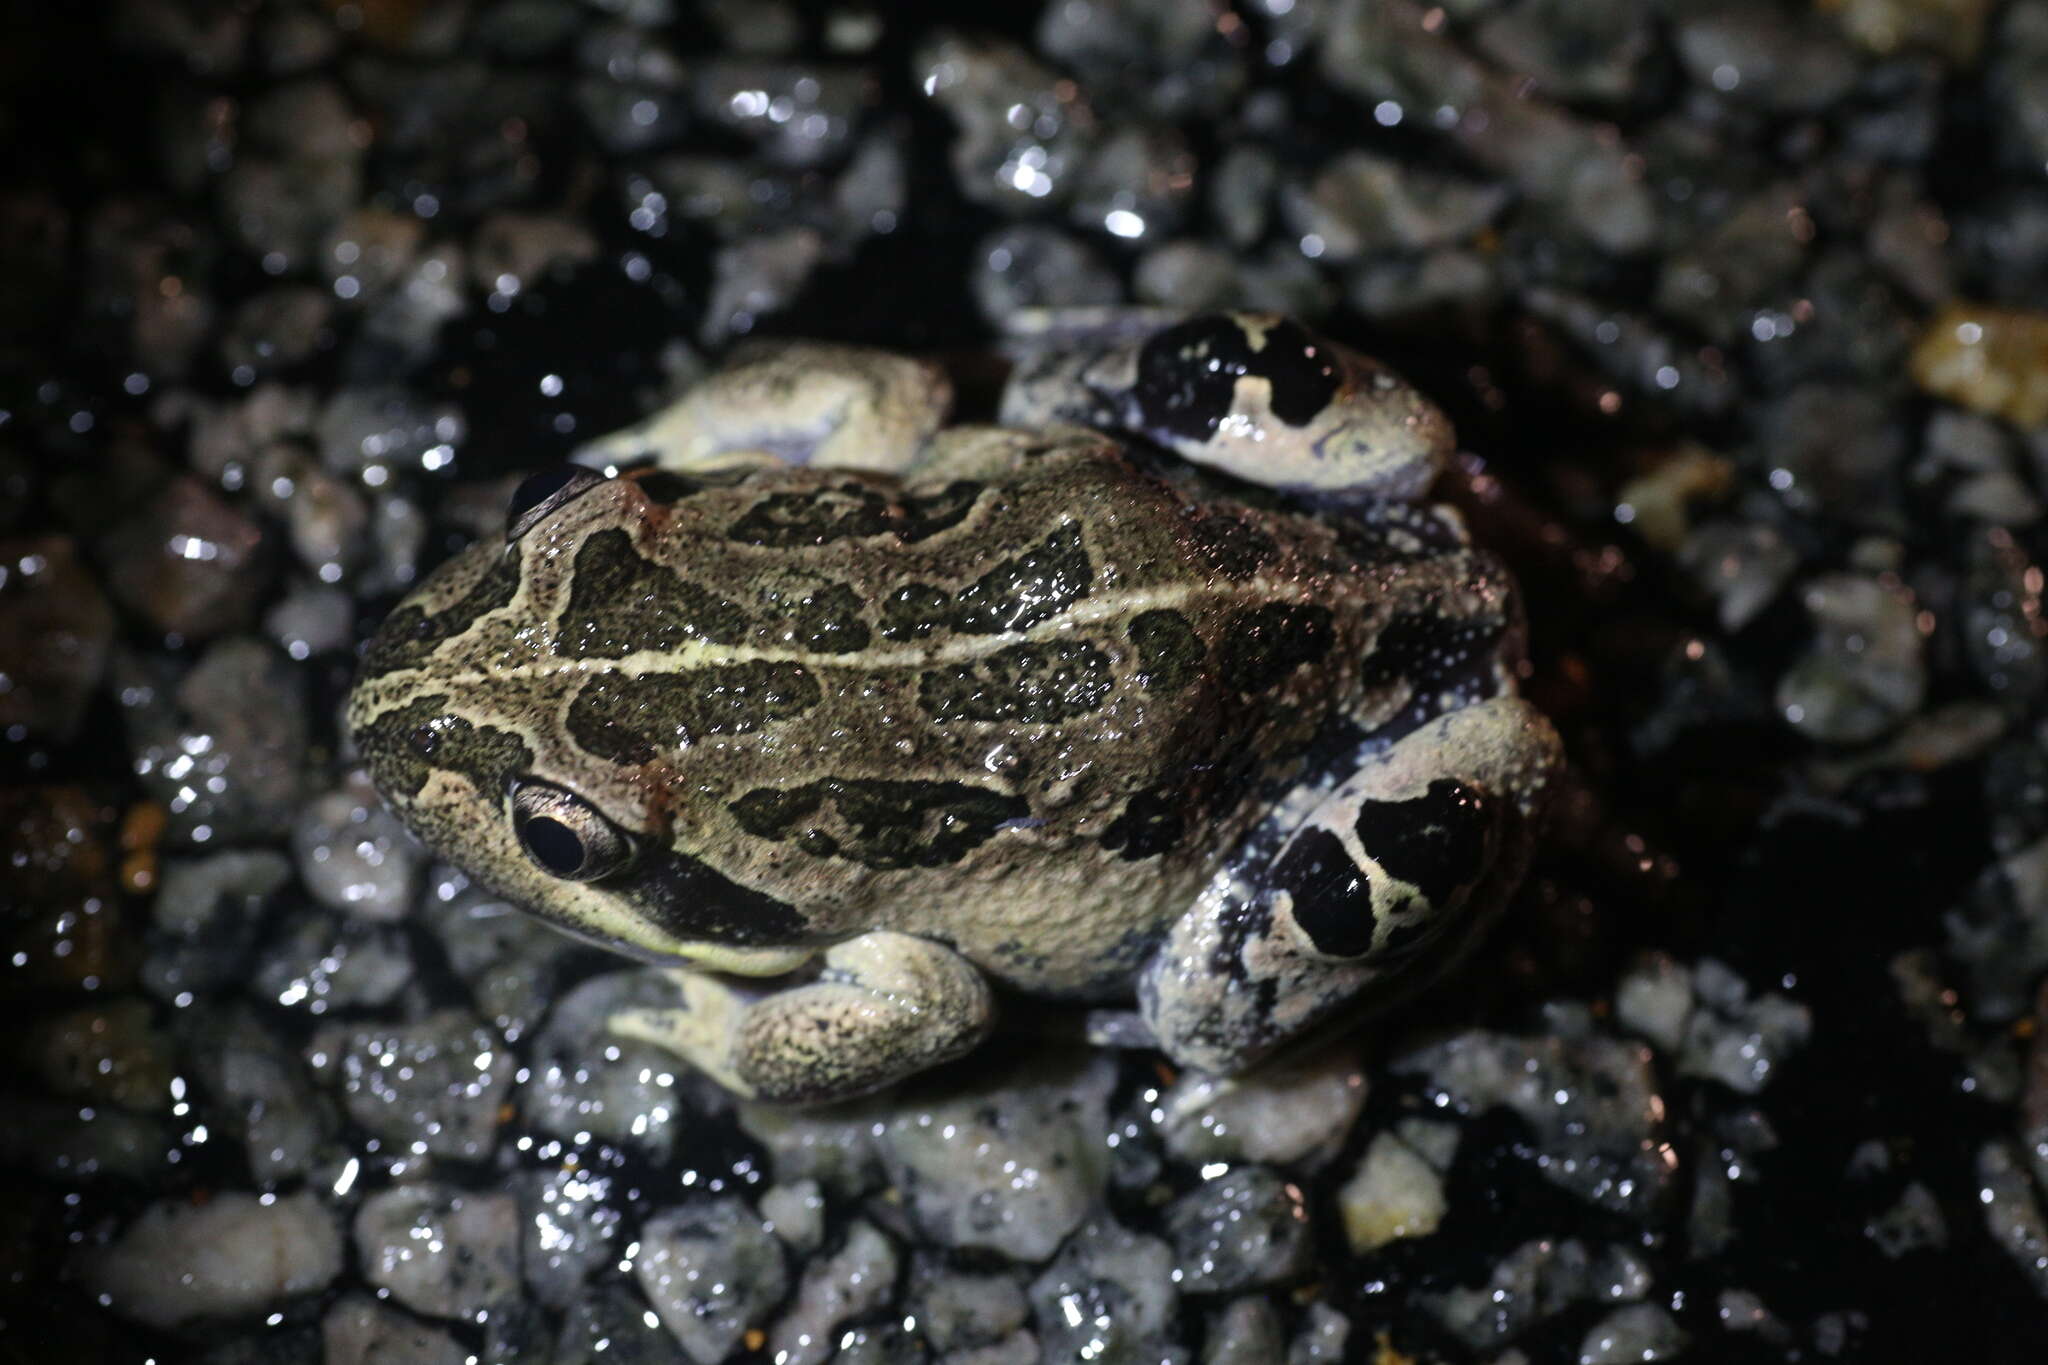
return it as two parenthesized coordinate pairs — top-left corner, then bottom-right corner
(347, 312), (1562, 1104)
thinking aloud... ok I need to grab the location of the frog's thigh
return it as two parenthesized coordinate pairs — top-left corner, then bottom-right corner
(608, 931), (995, 1104)
(1140, 698), (1560, 1074)
(577, 342), (951, 477)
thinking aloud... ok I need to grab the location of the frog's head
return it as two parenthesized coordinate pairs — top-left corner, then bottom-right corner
(344, 467), (823, 976)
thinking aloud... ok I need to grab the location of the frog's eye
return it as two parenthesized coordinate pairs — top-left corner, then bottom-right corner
(510, 778), (636, 881)
(507, 467), (606, 543)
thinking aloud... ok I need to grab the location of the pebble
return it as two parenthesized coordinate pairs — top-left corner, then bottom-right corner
(760, 1179), (827, 1254)
(1676, 520), (1801, 632)
(768, 1219), (901, 1365)
(907, 1256), (1029, 1353)
(1395, 1028), (1674, 1215)
(1679, 959), (1813, 1093)
(354, 1182), (521, 1321)
(1202, 1294), (1285, 1365)
(323, 1293), (470, 1365)
(0, 537), (113, 742)
(141, 849), (289, 1000)
(177, 1002), (337, 1184)
(1911, 303), (2048, 430)
(1425, 1238), (1650, 1352)
(1777, 573), (1929, 745)
(701, 227), (824, 346)
(1157, 1046), (1367, 1169)
(1614, 951), (1697, 1052)
(1028, 1217), (1183, 1363)
(517, 1165), (625, 1311)
(1867, 1180), (1949, 1257)
(1578, 1302), (1689, 1364)
(915, 31), (1097, 212)
(1286, 1301), (1351, 1364)
(971, 225), (1123, 322)
(551, 1282), (697, 1364)
(1336, 1131), (1448, 1254)
(291, 773), (423, 920)
(308, 1009), (515, 1160)
(634, 1197), (791, 1362)
(520, 969), (704, 1161)
(78, 1190), (343, 1330)
(1162, 1166), (1312, 1293)
(220, 285), (331, 377)
(27, 997), (176, 1112)
(1673, 2), (1862, 111)
(877, 1052), (1116, 1262)
(98, 477), (267, 641)
(0, 1095), (170, 1182)
(254, 908), (415, 1014)
(1282, 152), (1509, 261)
(264, 583), (355, 661)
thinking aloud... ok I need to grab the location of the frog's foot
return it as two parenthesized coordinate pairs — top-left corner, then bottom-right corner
(998, 312), (1456, 503)
(574, 341), (952, 478)
(608, 930), (995, 1104)
(1138, 697), (1562, 1075)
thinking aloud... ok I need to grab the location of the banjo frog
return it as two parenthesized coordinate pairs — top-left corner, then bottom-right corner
(348, 313), (1562, 1103)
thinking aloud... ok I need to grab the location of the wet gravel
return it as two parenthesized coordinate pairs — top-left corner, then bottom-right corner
(5, 0), (2048, 1361)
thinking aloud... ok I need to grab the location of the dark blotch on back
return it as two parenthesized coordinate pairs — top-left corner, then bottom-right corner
(880, 583), (953, 641)
(356, 693), (534, 801)
(951, 522), (1094, 635)
(359, 552), (521, 677)
(1100, 789), (1186, 860)
(1355, 778), (1495, 911)
(730, 778), (1029, 869)
(1272, 826), (1375, 957)
(567, 664), (820, 764)
(1218, 603), (1334, 693)
(726, 479), (985, 548)
(1127, 610), (1204, 694)
(554, 528), (750, 658)
(769, 581), (871, 653)
(919, 640), (1114, 724)
(1132, 315), (1339, 444)
(1187, 510), (1278, 581)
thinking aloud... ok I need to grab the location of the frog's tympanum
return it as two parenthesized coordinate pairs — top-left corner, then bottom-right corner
(348, 314), (1562, 1103)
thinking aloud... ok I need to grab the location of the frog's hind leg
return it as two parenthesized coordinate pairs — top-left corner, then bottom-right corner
(609, 931), (994, 1104)
(574, 342), (953, 478)
(1138, 697), (1561, 1075)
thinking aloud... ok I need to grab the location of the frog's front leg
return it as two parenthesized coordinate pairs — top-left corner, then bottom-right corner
(608, 931), (995, 1104)
(1139, 698), (1561, 1074)
(574, 341), (952, 478)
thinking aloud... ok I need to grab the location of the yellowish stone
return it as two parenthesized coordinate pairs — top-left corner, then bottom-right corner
(1910, 304), (2048, 431)
(1822, 0), (1993, 63)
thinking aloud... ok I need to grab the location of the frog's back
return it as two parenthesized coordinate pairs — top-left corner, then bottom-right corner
(533, 445), (1383, 992)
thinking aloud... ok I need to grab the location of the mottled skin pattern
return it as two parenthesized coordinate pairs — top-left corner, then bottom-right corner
(348, 313), (1562, 1102)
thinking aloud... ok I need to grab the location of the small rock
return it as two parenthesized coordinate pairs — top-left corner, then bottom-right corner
(1028, 1217), (1182, 1363)
(1911, 303), (2048, 430)
(1158, 1046), (1367, 1169)
(518, 1164), (626, 1311)
(634, 1197), (790, 1363)
(1162, 1166), (1313, 1292)
(1777, 573), (1929, 745)
(971, 225), (1123, 323)
(0, 537), (114, 742)
(1676, 520), (1800, 633)
(322, 1294), (470, 1365)
(552, 1282), (695, 1364)
(760, 1179), (826, 1254)
(98, 477), (267, 641)
(356, 1183), (521, 1320)
(876, 1053), (1116, 1262)
(308, 1009), (515, 1160)
(1203, 1295), (1286, 1365)
(768, 1219), (900, 1365)
(1336, 1132), (1447, 1254)
(1674, 2), (1862, 112)
(907, 1255), (1029, 1352)
(1578, 1303), (1689, 1364)
(78, 1190), (342, 1330)
(292, 772), (423, 920)
(1286, 1302), (1351, 1364)
(1867, 1181), (1948, 1257)
(253, 908), (415, 1014)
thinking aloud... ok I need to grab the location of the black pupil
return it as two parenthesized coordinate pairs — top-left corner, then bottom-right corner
(508, 467), (585, 526)
(521, 815), (586, 877)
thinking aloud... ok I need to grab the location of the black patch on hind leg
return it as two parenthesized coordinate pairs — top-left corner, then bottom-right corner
(1354, 778), (1495, 910)
(1271, 826), (1375, 958)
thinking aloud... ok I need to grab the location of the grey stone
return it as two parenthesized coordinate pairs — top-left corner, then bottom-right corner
(355, 1182), (521, 1320)
(1161, 1167), (1313, 1293)
(635, 1197), (790, 1363)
